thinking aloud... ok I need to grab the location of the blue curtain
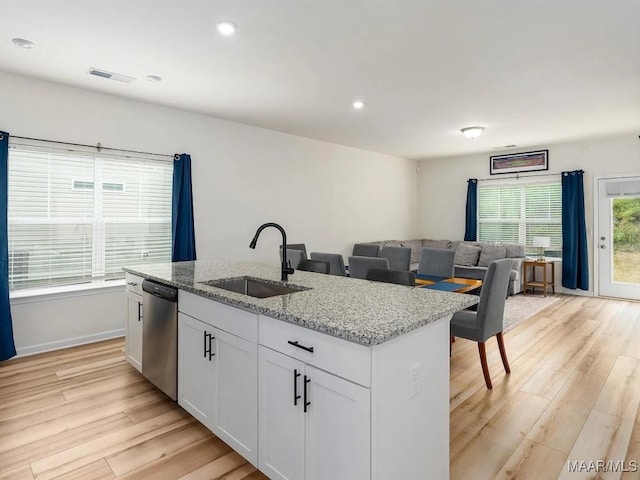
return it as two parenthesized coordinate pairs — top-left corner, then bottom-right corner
(561, 170), (589, 290)
(172, 154), (196, 262)
(464, 179), (478, 241)
(1, 131), (16, 361)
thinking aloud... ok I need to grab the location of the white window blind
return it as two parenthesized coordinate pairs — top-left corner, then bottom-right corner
(7, 144), (173, 290)
(477, 181), (562, 253)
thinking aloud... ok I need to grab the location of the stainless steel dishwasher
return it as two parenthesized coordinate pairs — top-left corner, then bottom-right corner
(141, 279), (178, 400)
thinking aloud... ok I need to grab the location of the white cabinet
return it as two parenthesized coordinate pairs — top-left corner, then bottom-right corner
(258, 347), (370, 480)
(125, 274), (143, 372)
(178, 292), (258, 466)
(177, 313), (213, 425)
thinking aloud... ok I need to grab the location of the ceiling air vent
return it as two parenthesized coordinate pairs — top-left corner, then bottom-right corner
(88, 68), (136, 84)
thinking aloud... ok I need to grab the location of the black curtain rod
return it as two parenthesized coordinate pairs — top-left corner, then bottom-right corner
(10, 135), (175, 159)
(477, 171), (560, 182)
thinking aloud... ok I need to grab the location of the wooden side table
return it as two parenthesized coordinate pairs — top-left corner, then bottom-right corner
(523, 260), (555, 296)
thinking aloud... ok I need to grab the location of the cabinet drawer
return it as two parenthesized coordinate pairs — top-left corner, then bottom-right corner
(259, 315), (371, 387)
(179, 290), (258, 343)
(125, 273), (144, 296)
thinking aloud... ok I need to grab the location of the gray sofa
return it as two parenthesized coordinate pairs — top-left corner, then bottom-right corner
(367, 238), (526, 295)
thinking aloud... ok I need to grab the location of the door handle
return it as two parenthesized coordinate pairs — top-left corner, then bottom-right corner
(288, 340), (314, 353)
(208, 334), (215, 361)
(137, 302), (142, 322)
(293, 369), (301, 406)
(600, 245), (606, 249)
(204, 331), (209, 358)
(303, 375), (311, 413)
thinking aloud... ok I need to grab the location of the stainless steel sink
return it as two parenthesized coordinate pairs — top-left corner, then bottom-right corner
(203, 276), (309, 298)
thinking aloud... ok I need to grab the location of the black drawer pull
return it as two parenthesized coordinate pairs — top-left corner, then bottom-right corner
(204, 331), (209, 358)
(293, 369), (301, 406)
(288, 340), (314, 353)
(303, 375), (311, 413)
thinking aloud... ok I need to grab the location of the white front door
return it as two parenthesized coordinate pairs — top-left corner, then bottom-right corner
(597, 176), (640, 300)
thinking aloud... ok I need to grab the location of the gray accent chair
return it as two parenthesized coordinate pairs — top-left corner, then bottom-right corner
(366, 268), (415, 286)
(297, 259), (330, 274)
(310, 252), (346, 276)
(450, 259), (513, 390)
(417, 248), (455, 278)
(352, 243), (381, 257)
(380, 245), (411, 272)
(348, 256), (389, 279)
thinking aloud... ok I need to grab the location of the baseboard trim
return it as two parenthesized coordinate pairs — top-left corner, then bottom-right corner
(16, 329), (125, 357)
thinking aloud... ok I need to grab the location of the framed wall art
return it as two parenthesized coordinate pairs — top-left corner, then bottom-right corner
(489, 150), (549, 175)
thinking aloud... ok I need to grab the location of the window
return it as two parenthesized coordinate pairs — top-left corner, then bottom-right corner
(8, 143), (173, 291)
(477, 181), (562, 255)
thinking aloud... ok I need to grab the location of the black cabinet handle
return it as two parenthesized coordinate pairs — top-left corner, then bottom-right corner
(208, 334), (215, 361)
(137, 302), (142, 322)
(293, 369), (301, 406)
(303, 375), (311, 413)
(288, 340), (314, 353)
(204, 331), (209, 358)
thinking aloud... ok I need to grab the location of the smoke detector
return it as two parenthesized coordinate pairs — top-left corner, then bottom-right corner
(88, 68), (136, 84)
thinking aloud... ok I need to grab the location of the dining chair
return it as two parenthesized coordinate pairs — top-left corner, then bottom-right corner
(380, 245), (411, 271)
(309, 252), (347, 276)
(417, 247), (455, 279)
(282, 249), (305, 269)
(297, 259), (330, 274)
(352, 243), (380, 257)
(366, 268), (415, 286)
(348, 256), (389, 279)
(281, 243), (308, 257)
(450, 258), (513, 390)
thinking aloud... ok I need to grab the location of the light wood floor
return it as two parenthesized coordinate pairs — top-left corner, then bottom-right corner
(1, 295), (639, 479)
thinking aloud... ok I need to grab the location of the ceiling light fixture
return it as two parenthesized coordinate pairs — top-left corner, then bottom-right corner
(461, 126), (485, 139)
(146, 75), (162, 83)
(216, 21), (237, 35)
(352, 100), (365, 110)
(12, 38), (35, 49)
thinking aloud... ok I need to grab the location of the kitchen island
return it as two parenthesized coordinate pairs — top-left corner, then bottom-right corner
(124, 260), (478, 480)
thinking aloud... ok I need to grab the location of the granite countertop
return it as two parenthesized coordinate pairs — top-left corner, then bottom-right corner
(124, 260), (478, 346)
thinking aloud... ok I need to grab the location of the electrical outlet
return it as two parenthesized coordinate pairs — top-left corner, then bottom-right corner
(409, 363), (422, 398)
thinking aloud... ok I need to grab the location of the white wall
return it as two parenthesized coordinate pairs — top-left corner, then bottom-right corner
(0, 71), (418, 355)
(417, 134), (640, 294)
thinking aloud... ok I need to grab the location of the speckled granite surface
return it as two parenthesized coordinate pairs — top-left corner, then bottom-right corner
(124, 260), (478, 346)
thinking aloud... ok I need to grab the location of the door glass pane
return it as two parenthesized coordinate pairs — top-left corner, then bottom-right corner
(612, 196), (640, 284)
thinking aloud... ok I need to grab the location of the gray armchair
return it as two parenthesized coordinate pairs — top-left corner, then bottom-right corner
(348, 256), (389, 279)
(450, 259), (513, 389)
(417, 248), (455, 279)
(309, 252), (346, 276)
(380, 245), (411, 271)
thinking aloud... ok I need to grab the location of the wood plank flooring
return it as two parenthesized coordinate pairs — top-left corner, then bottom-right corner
(1, 294), (639, 479)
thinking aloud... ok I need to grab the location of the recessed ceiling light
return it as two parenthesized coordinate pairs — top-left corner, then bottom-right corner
(216, 21), (237, 35)
(352, 101), (365, 110)
(460, 126), (485, 139)
(12, 38), (35, 49)
(146, 75), (162, 83)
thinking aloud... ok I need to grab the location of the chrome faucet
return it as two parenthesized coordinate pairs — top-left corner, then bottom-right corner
(249, 222), (295, 281)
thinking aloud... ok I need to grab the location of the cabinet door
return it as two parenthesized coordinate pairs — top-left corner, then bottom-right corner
(125, 290), (143, 372)
(178, 313), (214, 428)
(259, 346), (305, 480)
(305, 365), (370, 480)
(211, 327), (258, 465)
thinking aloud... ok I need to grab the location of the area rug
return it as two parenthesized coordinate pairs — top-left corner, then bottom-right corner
(503, 294), (561, 332)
